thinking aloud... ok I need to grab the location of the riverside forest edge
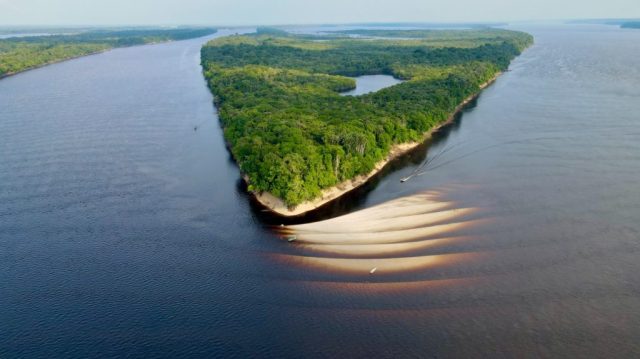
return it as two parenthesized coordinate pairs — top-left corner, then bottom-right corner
(201, 27), (534, 216)
(0, 27), (217, 79)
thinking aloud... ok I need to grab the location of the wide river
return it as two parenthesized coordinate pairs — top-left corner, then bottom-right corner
(1, 24), (639, 357)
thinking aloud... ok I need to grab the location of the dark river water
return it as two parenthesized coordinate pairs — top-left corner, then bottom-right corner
(1, 24), (640, 358)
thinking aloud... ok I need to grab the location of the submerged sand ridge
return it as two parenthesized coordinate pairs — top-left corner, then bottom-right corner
(273, 188), (493, 276)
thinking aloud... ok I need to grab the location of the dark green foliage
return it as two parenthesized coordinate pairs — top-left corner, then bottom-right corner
(0, 28), (217, 76)
(333, 28), (533, 51)
(201, 30), (533, 207)
(256, 27), (290, 36)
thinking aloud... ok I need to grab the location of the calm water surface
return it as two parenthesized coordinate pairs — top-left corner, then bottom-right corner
(0, 33), (55, 39)
(341, 75), (403, 96)
(1, 24), (640, 358)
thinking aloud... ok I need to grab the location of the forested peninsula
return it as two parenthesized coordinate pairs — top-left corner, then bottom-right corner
(0, 27), (217, 78)
(201, 28), (533, 216)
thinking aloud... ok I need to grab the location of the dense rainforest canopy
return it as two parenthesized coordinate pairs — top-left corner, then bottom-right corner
(201, 28), (533, 207)
(0, 27), (217, 77)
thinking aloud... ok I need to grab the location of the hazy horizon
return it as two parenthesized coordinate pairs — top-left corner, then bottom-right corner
(1, 0), (639, 26)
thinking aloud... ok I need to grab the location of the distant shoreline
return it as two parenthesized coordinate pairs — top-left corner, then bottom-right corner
(249, 72), (502, 217)
(0, 49), (111, 80)
(0, 34), (214, 81)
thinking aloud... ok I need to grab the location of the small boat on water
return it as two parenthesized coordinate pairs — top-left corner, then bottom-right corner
(287, 236), (297, 242)
(370, 267), (378, 274)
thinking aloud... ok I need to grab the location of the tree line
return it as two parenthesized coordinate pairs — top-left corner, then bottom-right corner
(0, 27), (217, 77)
(201, 29), (533, 207)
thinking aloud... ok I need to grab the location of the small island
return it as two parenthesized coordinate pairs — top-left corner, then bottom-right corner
(0, 27), (217, 78)
(201, 27), (533, 216)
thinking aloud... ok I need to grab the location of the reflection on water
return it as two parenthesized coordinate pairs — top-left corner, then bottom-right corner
(274, 189), (489, 276)
(340, 74), (404, 96)
(283, 191), (483, 244)
(2, 24), (640, 358)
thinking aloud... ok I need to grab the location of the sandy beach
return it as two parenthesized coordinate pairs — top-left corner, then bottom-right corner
(251, 73), (502, 217)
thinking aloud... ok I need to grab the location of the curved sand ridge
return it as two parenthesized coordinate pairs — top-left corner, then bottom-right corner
(273, 188), (493, 276)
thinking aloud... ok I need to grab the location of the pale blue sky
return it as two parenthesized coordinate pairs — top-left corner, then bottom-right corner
(1, 0), (638, 26)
